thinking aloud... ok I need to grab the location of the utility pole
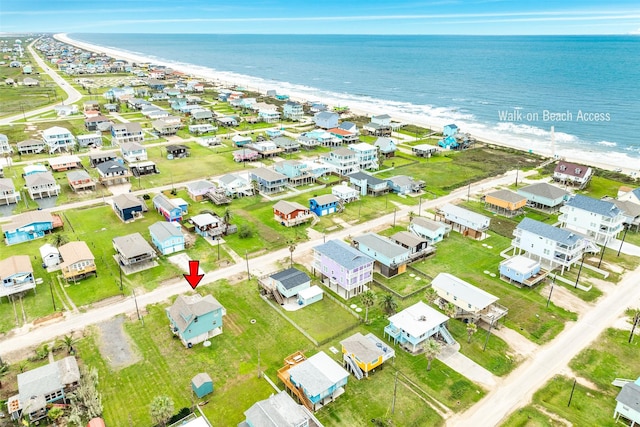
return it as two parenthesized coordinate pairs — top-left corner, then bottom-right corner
(617, 225), (629, 257)
(483, 316), (495, 351)
(245, 251), (250, 280)
(567, 378), (577, 407)
(391, 369), (399, 414)
(597, 237), (608, 268)
(49, 281), (57, 311)
(546, 275), (555, 308)
(629, 312), (640, 344)
(574, 252), (586, 288)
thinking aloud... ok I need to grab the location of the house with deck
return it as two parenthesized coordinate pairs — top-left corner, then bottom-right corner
(349, 142), (379, 170)
(2, 211), (59, 245)
(186, 180), (215, 201)
(611, 199), (640, 231)
(312, 239), (374, 299)
(390, 231), (433, 261)
(363, 114), (392, 136)
(431, 273), (508, 325)
(273, 136), (300, 153)
(153, 119), (183, 136)
(553, 160), (592, 189)
(25, 171), (60, 199)
(499, 255), (546, 287)
(484, 189), (527, 217)
(167, 294), (225, 348)
(387, 175), (424, 195)
(111, 122), (144, 145)
(113, 232), (157, 269)
(323, 148), (359, 176)
(67, 170), (96, 192)
(275, 160), (314, 186)
(340, 332), (395, 380)
(167, 144), (189, 159)
(314, 111), (339, 129)
(232, 135), (252, 147)
(233, 148), (259, 162)
(560, 194), (624, 244)
(89, 152), (117, 168)
(328, 127), (359, 144)
(517, 182), (569, 211)
(309, 194), (341, 217)
(84, 115), (111, 131)
(436, 204), (490, 240)
(0, 256), (35, 299)
(23, 164), (48, 176)
(120, 142), (147, 163)
(613, 377), (640, 427)
(283, 101), (304, 121)
(153, 194), (185, 222)
(348, 171), (388, 197)
(258, 106), (281, 123)
(408, 217), (451, 244)
(48, 155), (82, 172)
(7, 357), (80, 423)
(264, 268), (311, 302)
(59, 241), (97, 282)
(149, 221), (185, 255)
(241, 390), (324, 427)
(112, 193), (144, 222)
(190, 213), (225, 238)
(277, 351), (349, 412)
(42, 126), (75, 153)
(96, 160), (131, 186)
(218, 173), (253, 198)
(353, 233), (410, 277)
(274, 200), (314, 227)
(618, 187), (640, 205)
(0, 178), (20, 205)
(0, 134), (11, 154)
(332, 185), (359, 203)
(412, 144), (439, 158)
(512, 217), (596, 274)
(76, 134), (103, 148)
(250, 168), (288, 194)
(374, 137), (397, 157)
(247, 141), (282, 158)
(384, 301), (454, 353)
(16, 139), (46, 155)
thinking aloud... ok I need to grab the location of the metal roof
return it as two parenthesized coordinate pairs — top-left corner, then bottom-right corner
(149, 221), (183, 242)
(289, 352), (348, 399)
(112, 232), (155, 258)
(353, 233), (409, 259)
(0, 255), (33, 279)
(314, 239), (374, 270)
(431, 273), (498, 310)
(270, 268), (310, 290)
(59, 241), (94, 269)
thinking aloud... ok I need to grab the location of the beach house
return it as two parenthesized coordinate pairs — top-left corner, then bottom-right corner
(312, 239), (374, 299)
(277, 351), (349, 412)
(7, 357), (80, 423)
(167, 294), (225, 348)
(484, 189), (527, 217)
(273, 136), (300, 153)
(264, 267), (311, 302)
(386, 175), (424, 195)
(384, 301), (455, 353)
(517, 182), (569, 211)
(190, 213), (225, 239)
(111, 122), (144, 145)
(166, 144), (189, 159)
(314, 111), (339, 129)
(153, 194), (186, 222)
(340, 332), (395, 380)
(323, 148), (359, 176)
(25, 171), (60, 199)
(328, 127), (359, 144)
(0, 256), (36, 298)
(16, 139), (46, 155)
(59, 241), (97, 282)
(218, 173), (253, 198)
(436, 203), (490, 240)
(553, 160), (593, 189)
(149, 221), (185, 255)
(499, 255), (546, 287)
(348, 142), (379, 170)
(120, 142), (147, 163)
(618, 187), (640, 205)
(89, 152), (117, 168)
(348, 171), (389, 197)
(0, 178), (20, 205)
(390, 231), (433, 261)
(0, 134), (12, 154)
(186, 180), (215, 202)
(431, 273), (508, 325)
(76, 134), (103, 148)
(331, 184), (359, 203)
(560, 194), (624, 244)
(113, 232), (157, 271)
(611, 199), (640, 231)
(273, 200), (314, 227)
(283, 101), (304, 121)
(67, 170), (96, 192)
(412, 144), (440, 158)
(247, 141), (282, 158)
(374, 137), (397, 157)
(363, 115), (392, 136)
(258, 105), (281, 123)
(274, 160), (314, 186)
(241, 391), (324, 427)
(613, 377), (640, 427)
(42, 126), (75, 153)
(2, 211), (59, 245)
(84, 115), (111, 131)
(112, 193), (145, 222)
(48, 155), (81, 172)
(153, 119), (183, 136)
(309, 194), (341, 217)
(249, 168), (288, 194)
(512, 217), (595, 274)
(408, 216), (451, 244)
(352, 233), (411, 278)
(96, 160), (131, 186)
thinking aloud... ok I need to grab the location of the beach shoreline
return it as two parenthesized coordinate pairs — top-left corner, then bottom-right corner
(54, 33), (637, 176)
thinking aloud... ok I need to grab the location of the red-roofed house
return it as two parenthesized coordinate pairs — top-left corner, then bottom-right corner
(553, 160), (593, 189)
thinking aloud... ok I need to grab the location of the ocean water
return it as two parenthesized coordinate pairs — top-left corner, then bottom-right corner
(71, 34), (640, 166)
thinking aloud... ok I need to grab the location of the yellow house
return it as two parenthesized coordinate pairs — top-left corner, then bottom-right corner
(340, 332), (395, 379)
(59, 241), (97, 281)
(485, 189), (527, 216)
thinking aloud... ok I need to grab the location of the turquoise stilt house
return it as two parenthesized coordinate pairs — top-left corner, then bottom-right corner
(191, 373), (213, 398)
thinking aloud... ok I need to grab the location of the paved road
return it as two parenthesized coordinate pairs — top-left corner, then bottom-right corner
(447, 262), (640, 426)
(0, 41), (83, 125)
(0, 170), (521, 359)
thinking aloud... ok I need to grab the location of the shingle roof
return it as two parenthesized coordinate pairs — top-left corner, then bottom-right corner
(0, 255), (33, 279)
(311, 194), (339, 206)
(332, 147), (354, 157)
(314, 239), (374, 270)
(112, 233), (155, 258)
(518, 182), (568, 200)
(18, 356), (79, 405)
(96, 160), (127, 175)
(289, 352), (348, 399)
(564, 194), (622, 218)
(517, 217), (584, 245)
(113, 122), (142, 133)
(486, 189), (526, 204)
(149, 221), (183, 242)
(273, 200), (308, 215)
(412, 217), (447, 232)
(439, 203), (490, 225)
(391, 231), (427, 248)
(348, 172), (386, 187)
(353, 233), (409, 259)
(432, 273), (498, 310)
(612, 199), (640, 218)
(120, 141), (145, 152)
(270, 268), (310, 290)
(25, 171), (56, 186)
(251, 167), (287, 182)
(113, 193), (143, 210)
(59, 241), (94, 270)
(554, 160), (590, 178)
(616, 382), (640, 414)
(67, 170), (91, 181)
(186, 180), (214, 193)
(387, 175), (416, 187)
(167, 294), (222, 333)
(1, 211), (53, 233)
(191, 373), (212, 388)
(244, 391), (315, 427)
(0, 177), (15, 191)
(340, 332), (385, 365)
(219, 173), (245, 186)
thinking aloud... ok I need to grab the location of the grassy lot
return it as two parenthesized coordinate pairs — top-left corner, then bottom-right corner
(501, 405), (572, 427)
(411, 233), (577, 344)
(373, 272), (430, 296)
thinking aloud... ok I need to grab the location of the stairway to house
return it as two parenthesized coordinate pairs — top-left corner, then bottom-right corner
(343, 354), (364, 380)
(439, 326), (456, 345)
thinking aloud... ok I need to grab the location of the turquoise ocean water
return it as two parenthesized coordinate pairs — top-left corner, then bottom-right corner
(71, 34), (640, 165)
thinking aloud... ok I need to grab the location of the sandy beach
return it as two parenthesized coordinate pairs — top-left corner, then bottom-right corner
(54, 33), (638, 175)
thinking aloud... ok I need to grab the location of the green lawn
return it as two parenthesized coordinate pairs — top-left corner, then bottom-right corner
(373, 272), (430, 297)
(501, 405), (569, 427)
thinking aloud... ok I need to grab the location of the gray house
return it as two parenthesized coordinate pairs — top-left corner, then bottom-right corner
(517, 182), (569, 211)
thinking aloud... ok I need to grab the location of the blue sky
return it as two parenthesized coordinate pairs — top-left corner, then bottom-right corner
(2, 0), (640, 35)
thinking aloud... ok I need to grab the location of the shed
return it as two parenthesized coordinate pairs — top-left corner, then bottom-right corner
(191, 373), (213, 398)
(297, 285), (323, 307)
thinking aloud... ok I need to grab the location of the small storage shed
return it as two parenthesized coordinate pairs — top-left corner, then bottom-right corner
(191, 373), (213, 398)
(297, 285), (323, 307)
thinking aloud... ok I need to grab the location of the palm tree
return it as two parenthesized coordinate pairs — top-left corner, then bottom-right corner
(424, 287), (438, 305)
(47, 406), (64, 426)
(50, 233), (69, 248)
(287, 240), (297, 267)
(222, 207), (232, 228)
(62, 334), (76, 354)
(423, 338), (441, 372)
(0, 359), (9, 389)
(408, 211), (415, 223)
(360, 290), (376, 323)
(466, 321), (478, 344)
(250, 180), (260, 197)
(444, 302), (457, 319)
(379, 294), (398, 315)
(150, 395), (174, 427)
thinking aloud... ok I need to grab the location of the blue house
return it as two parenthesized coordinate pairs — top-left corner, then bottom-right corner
(0, 255), (36, 299)
(149, 221), (185, 255)
(283, 351), (349, 411)
(409, 217), (451, 244)
(499, 255), (544, 287)
(249, 167), (289, 194)
(374, 137), (397, 157)
(266, 129), (283, 139)
(309, 194), (341, 217)
(267, 267), (311, 299)
(191, 373), (213, 399)
(348, 172), (389, 197)
(112, 193), (144, 222)
(167, 294), (226, 348)
(386, 175), (424, 195)
(153, 194), (184, 222)
(313, 111), (339, 129)
(353, 233), (411, 277)
(384, 301), (454, 353)
(438, 135), (459, 149)
(443, 124), (459, 137)
(2, 211), (55, 245)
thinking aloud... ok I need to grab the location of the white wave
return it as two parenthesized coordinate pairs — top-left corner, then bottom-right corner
(595, 140), (617, 147)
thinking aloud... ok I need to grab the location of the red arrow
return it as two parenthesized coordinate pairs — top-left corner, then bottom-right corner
(184, 260), (204, 290)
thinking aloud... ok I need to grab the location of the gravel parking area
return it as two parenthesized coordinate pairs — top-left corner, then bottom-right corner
(97, 315), (140, 369)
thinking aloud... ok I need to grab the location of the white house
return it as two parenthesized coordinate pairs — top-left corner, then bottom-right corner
(0, 134), (11, 154)
(111, 123), (144, 145)
(331, 184), (359, 203)
(614, 378), (640, 427)
(560, 194), (624, 244)
(42, 126), (75, 154)
(348, 142), (379, 171)
(437, 204), (490, 240)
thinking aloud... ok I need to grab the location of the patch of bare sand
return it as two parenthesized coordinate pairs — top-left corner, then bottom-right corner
(96, 315), (141, 370)
(539, 284), (592, 315)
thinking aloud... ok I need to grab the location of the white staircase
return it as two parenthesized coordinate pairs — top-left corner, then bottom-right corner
(439, 326), (456, 345)
(343, 354), (364, 380)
